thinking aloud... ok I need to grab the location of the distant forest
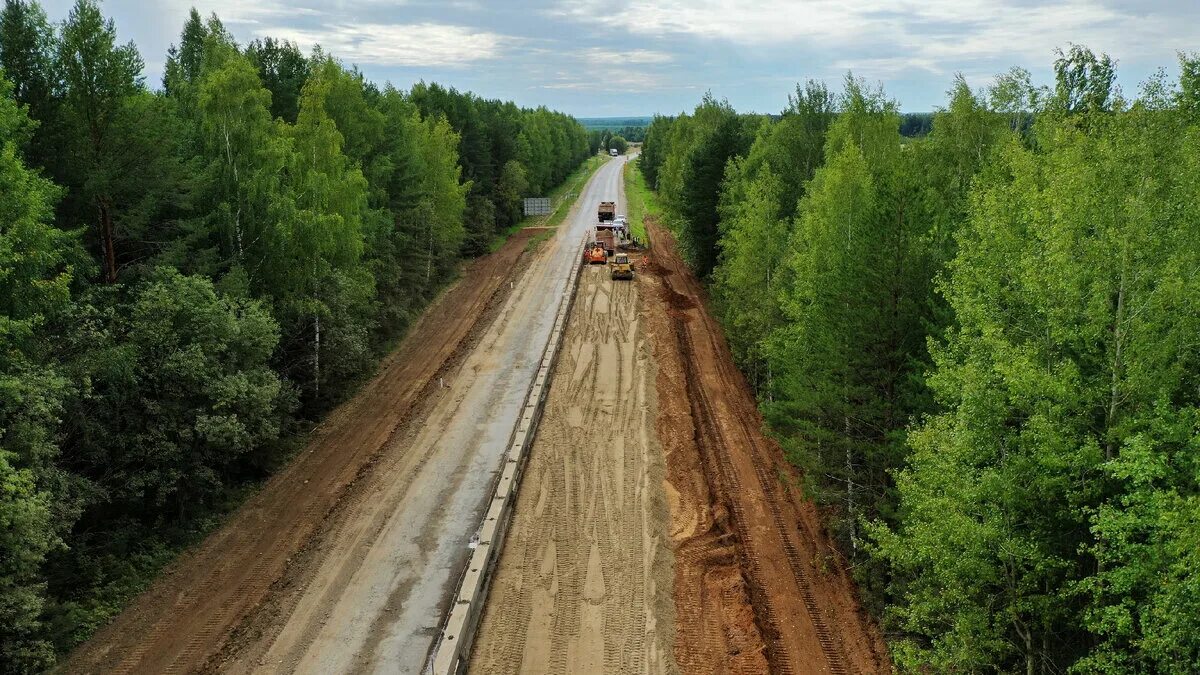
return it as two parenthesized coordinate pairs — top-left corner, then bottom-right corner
(640, 46), (1200, 673)
(0, 0), (591, 669)
(582, 112), (949, 141)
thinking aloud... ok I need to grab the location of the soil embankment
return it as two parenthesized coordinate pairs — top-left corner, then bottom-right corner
(642, 217), (891, 675)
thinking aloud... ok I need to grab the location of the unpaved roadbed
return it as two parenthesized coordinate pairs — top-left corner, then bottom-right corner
(61, 231), (540, 674)
(218, 158), (627, 674)
(470, 263), (676, 674)
(643, 218), (890, 674)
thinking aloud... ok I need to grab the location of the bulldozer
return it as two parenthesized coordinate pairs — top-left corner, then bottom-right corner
(610, 253), (634, 280)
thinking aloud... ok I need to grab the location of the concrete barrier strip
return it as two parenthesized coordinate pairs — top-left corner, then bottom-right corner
(429, 239), (588, 675)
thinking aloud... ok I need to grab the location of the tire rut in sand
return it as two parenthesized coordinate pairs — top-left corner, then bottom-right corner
(469, 264), (676, 675)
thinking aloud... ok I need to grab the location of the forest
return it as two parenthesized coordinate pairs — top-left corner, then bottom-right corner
(640, 46), (1200, 673)
(0, 0), (590, 669)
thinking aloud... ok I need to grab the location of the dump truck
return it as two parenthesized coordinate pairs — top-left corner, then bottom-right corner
(596, 228), (615, 256)
(610, 253), (633, 280)
(598, 201), (615, 222)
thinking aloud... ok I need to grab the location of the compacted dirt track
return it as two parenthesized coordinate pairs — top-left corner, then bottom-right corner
(213, 158), (627, 674)
(62, 228), (542, 674)
(469, 262), (676, 675)
(642, 218), (890, 674)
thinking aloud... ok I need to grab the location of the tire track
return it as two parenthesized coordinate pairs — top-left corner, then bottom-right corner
(469, 264), (676, 675)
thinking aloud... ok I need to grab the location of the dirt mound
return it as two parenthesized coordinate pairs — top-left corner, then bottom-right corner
(642, 218), (890, 675)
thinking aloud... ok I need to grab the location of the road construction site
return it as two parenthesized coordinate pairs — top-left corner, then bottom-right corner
(64, 154), (887, 674)
(469, 250), (674, 674)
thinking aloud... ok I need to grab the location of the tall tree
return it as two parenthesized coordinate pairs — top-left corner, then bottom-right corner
(0, 0), (57, 167)
(713, 80), (835, 390)
(0, 70), (84, 673)
(54, 0), (142, 282)
(273, 65), (372, 404)
(245, 37), (309, 124)
(660, 92), (753, 277)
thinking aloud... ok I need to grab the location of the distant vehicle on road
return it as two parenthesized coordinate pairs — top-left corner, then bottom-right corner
(610, 253), (633, 280)
(598, 201), (615, 222)
(609, 148), (618, 156)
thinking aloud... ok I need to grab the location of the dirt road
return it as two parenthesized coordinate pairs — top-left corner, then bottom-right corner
(469, 260), (675, 674)
(217, 157), (627, 674)
(642, 218), (891, 674)
(61, 227), (539, 675)
(64, 155), (628, 674)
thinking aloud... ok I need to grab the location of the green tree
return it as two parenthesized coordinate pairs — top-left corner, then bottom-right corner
(189, 48), (285, 274)
(54, 0), (143, 282)
(1052, 44), (1117, 115)
(0, 70), (85, 672)
(0, 453), (57, 672)
(496, 158), (528, 227)
(873, 67), (1200, 672)
(712, 164), (787, 388)
(653, 93), (754, 276)
(244, 37), (309, 124)
(273, 65), (372, 404)
(712, 80), (835, 390)
(161, 8), (205, 96)
(638, 114), (675, 189)
(63, 269), (289, 520)
(0, 0), (57, 167)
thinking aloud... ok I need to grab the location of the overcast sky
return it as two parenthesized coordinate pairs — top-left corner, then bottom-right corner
(36, 0), (1200, 117)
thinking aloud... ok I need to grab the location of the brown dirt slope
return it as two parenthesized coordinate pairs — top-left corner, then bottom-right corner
(469, 262), (676, 675)
(61, 229), (542, 675)
(642, 218), (890, 675)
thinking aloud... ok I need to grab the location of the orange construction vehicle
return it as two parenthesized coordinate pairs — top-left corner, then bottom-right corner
(583, 243), (607, 264)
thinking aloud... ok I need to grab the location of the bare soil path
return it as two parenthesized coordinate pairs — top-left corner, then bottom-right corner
(61, 227), (541, 675)
(642, 217), (891, 675)
(213, 158), (627, 674)
(469, 261), (676, 675)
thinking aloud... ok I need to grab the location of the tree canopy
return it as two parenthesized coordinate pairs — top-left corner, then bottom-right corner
(641, 47), (1200, 673)
(0, 1), (590, 667)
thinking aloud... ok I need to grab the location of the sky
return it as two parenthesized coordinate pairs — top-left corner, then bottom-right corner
(36, 0), (1200, 117)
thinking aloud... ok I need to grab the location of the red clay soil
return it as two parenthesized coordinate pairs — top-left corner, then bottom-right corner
(61, 229), (543, 675)
(640, 218), (890, 675)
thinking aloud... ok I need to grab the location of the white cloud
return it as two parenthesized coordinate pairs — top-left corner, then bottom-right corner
(258, 22), (512, 67)
(156, 0), (326, 25)
(581, 48), (674, 65)
(552, 0), (1183, 76)
(538, 70), (668, 92)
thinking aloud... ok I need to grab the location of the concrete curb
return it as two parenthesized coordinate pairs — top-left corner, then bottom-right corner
(429, 237), (588, 675)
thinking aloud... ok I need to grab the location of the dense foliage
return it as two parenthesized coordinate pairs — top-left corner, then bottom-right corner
(0, 0), (588, 668)
(642, 48), (1200, 672)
